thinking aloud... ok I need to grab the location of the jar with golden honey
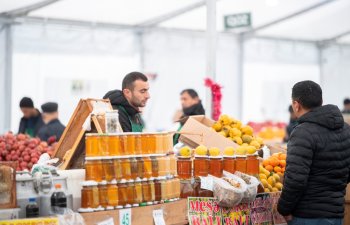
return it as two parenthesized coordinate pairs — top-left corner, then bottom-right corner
(113, 158), (122, 180)
(154, 178), (163, 202)
(81, 181), (99, 209)
(169, 153), (177, 176)
(143, 156), (152, 179)
(134, 133), (142, 155)
(141, 178), (151, 203)
(151, 156), (159, 178)
(147, 133), (157, 155)
(118, 179), (128, 207)
(130, 157), (138, 180)
(140, 133), (150, 155)
(85, 134), (99, 157)
(102, 157), (115, 182)
(209, 157), (223, 177)
(98, 135), (109, 156)
(85, 158), (104, 182)
(246, 154), (259, 176)
(148, 178), (155, 205)
(107, 180), (118, 207)
(119, 134), (127, 156)
(173, 178), (181, 199)
(223, 156), (236, 174)
(125, 133), (136, 155)
(126, 180), (135, 207)
(235, 156), (247, 173)
(133, 178), (143, 207)
(136, 157), (144, 179)
(155, 133), (163, 154)
(109, 135), (120, 156)
(120, 158), (131, 180)
(177, 157), (192, 179)
(194, 156), (209, 177)
(158, 156), (170, 177)
(98, 181), (108, 208)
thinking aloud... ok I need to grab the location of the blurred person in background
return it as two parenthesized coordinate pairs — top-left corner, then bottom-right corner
(342, 98), (350, 114)
(18, 97), (44, 137)
(103, 72), (150, 132)
(173, 89), (205, 144)
(283, 105), (298, 142)
(277, 80), (350, 225)
(37, 102), (65, 143)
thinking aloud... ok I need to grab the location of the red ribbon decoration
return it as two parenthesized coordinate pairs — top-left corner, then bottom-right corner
(204, 78), (222, 120)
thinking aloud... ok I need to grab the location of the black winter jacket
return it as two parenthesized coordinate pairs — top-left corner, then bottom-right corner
(103, 90), (143, 132)
(277, 105), (350, 218)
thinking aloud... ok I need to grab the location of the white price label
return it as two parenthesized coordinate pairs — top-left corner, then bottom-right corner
(153, 209), (166, 225)
(200, 176), (213, 191)
(98, 218), (114, 225)
(119, 208), (131, 225)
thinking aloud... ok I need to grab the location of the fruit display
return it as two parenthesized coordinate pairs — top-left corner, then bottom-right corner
(0, 132), (55, 171)
(212, 115), (264, 155)
(259, 152), (286, 192)
(248, 121), (286, 141)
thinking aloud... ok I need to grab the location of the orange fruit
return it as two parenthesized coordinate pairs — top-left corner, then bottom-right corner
(279, 160), (286, 167)
(277, 172), (283, 176)
(270, 157), (280, 167)
(265, 165), (273, 172)
(281, 167), (285, 173)
(274, 166), (282, 173)
(272, 153), (281, 158)
(279, 154), (287, 160)
(262, 159), (270, 167)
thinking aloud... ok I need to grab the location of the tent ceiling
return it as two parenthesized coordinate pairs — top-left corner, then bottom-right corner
(0, 0), (349, 43)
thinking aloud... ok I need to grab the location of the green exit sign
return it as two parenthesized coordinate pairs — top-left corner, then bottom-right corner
(224, 13), (251, 29)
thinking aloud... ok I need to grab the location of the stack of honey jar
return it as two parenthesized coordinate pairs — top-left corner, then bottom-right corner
(176, 145), (260, 198)
(79, 132), (181, 212)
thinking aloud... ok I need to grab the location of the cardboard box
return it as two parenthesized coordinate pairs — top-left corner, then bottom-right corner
(179, 115), (238, 150)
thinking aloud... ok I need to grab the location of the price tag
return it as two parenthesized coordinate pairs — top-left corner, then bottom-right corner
(200, 176), (213, 191)
(119, 208), (131, 225)
(153, 209), (166, 225)
(98, 218), (114, 225)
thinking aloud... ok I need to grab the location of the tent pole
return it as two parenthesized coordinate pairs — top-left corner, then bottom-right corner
(237, 34), (244, 121)
(206, 0), (216, 119)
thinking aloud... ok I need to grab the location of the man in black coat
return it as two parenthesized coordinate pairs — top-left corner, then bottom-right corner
(37, 102), (65, 143)
(277, 80), (350, 225)
(103, 72), (150, 132)
(18, 97), (44, 137)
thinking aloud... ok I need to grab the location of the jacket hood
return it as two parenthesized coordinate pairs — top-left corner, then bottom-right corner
(103, 90), (139, 116)
(298, 104), (344, 130)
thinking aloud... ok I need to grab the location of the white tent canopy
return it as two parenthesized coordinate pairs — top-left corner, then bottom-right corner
(1, 0), (350, 133)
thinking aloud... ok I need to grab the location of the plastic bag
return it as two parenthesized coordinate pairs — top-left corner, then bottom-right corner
(58, 208), (86, 225)
(211, 175), (247, 208)
(224, 171), (259, 203)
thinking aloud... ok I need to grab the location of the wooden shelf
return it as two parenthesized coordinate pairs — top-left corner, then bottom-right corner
(81, 199), (188, 225)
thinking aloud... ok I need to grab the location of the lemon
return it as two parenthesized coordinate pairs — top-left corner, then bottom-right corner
(250, 140), (261, 149)
(273, 173), (281, 182)
(275, 182), (283, 191)
(241, 125), (254, 136)
(261, 179), (268, 188)
(229, 128), (242, 138)
(223, 146), (235, 156)
(179, 146), (191, 157)
(212, 122), (222, 132)
(267, 184), (273, 191)
(267, 176), (276, 187)
(235, 146), (247, 155)
(209, 147), (221, 157)
(242, 135), (253, 144)
(233, 136), (243, 145)
(246, 146), (257, 155)
(195, 145), (208, 156)
(259, 174), (267, 180)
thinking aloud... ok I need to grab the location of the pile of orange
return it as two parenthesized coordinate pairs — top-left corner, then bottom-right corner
(262, 152), (286, 176)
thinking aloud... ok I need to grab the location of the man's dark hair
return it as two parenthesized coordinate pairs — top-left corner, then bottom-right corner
(19, 97), (34, 108)
(292, 80), (322, 109)
(122, 72), (148, 90)
(181, 89), (199, 99)
(288, 105), (293, 114)
(344, 98), (350, 105)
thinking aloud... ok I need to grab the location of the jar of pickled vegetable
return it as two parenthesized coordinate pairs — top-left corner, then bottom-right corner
(107, 179), (118, 207)
(169, 153), (177, 176)
(126, 180), (135, 206)
(177, 157), (192, 179)
(118, 179), (128, 207)
(81, 181), (99, 208)
(109, 135), (120, 156)
(133, 178), (143, 206)
(246, 154), (259, 175)
(235, 156), (247, 173)
(113, 158), (122, 180)
(125, 133), (136, 155)
(151, 156), (159, 178)
(134, 133), (142, 155)
(85, 134), (99, 157)
(143, 156), (152, 179)
(130, 157), (138, 180)
(136, 157), (144, 179)
(180, 180), (194, 198)
(223, 156), (236, 174)
(98, 181), (108, 208)
(120, 158), (131, 180)
(194, 156), (209, 177)
(102, 157), (115, 182)
(209, 157), (223, 177)
(85, 158), (104, 182)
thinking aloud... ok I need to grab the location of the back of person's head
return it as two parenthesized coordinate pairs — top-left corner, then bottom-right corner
(292, 80), (322, 109)
(19, 97), (34, 108)
(181, 89), (199, 99)
(288, 105), (293, 113)
(344, 98), (350, 105)
(122, 72), (148, 91)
